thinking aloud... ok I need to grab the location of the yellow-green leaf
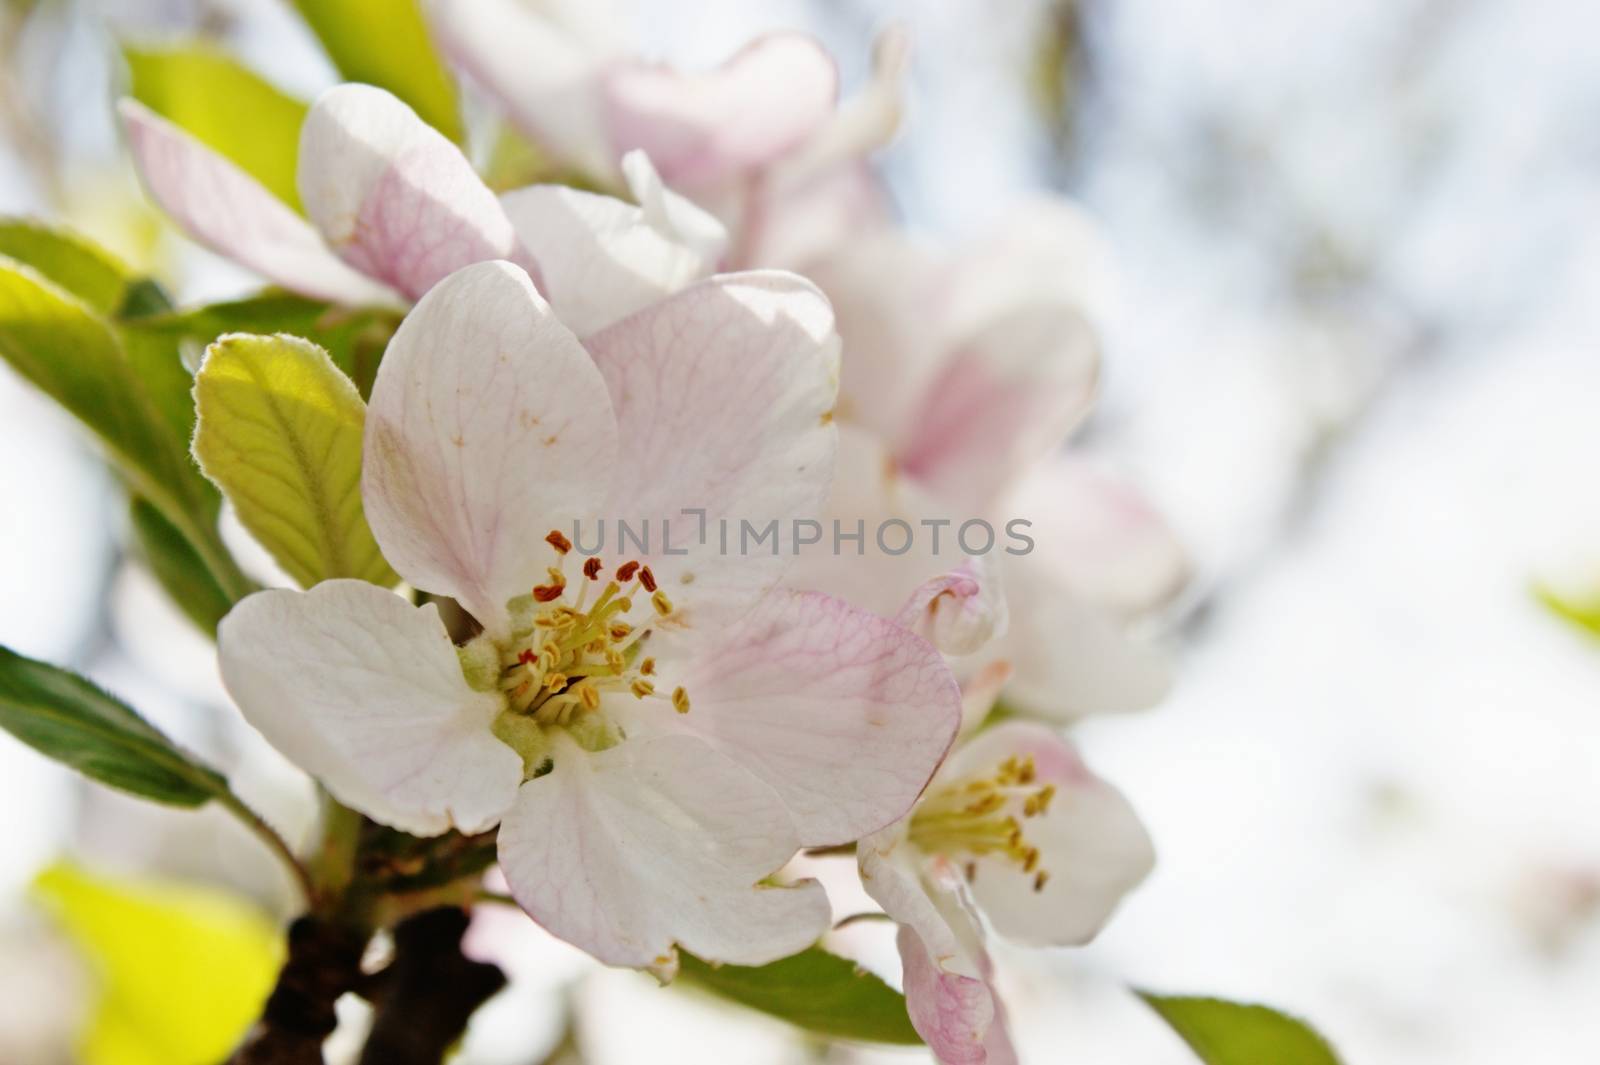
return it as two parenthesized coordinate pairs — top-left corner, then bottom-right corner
(290, 0), (463, 142)
(124, 44), (308, 211)
(33, 862), (282, 1065)
(1139, 992), (1343, 1065)
(0, 219), (131, 315)
(678, 948), (922, 1045)
(193, 333), (395, 587)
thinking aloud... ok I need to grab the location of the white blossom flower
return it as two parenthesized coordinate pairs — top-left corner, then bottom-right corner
(426, 1), (907, 259)
(791, 204), (1190, 722)
(859, 722), (1154, 1063)
(121, 83), (723, 333)
(217, 260), (961, 977)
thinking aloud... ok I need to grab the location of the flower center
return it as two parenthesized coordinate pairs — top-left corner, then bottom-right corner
(907, 754), (1056, 893)
(488, 530), (690, 765)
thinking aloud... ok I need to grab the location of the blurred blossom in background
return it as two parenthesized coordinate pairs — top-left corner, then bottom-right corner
(4, 0), (1600, 1062)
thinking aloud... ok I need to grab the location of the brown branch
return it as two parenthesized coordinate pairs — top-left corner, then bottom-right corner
(227, 917), (368, 1065)
(357, 907), (507, 1065)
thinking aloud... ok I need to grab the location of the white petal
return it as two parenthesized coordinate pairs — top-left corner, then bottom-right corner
(654, 590), (959, 847)
(1006, 457), (1189, 617)
(583, 271), (839, 632)
(363, 261), (617, 634)
(119, 100), (400, 307)
(216, 580), (520, 836)
(953, 723), (1155, 946)
(298, 84), (521, 301)
(497, 733), (829, 974)
(998, 554), (1174, 719)
(621, 150), (728, 266)
(424, 0), (617, 180)
(499, 179), (710, 337)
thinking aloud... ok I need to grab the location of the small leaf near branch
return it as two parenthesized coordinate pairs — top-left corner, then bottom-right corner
(678, 947), (923, 1046)
(1138, 991), (1343, 1065)
(0, 645), (227, 806)
(193, 332), (396, 589)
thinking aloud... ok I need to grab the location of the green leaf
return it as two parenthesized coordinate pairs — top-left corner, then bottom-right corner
(0, 646), (229, 806)
(193, 333), (396, 588)
(124, 44), (308, 210)
(0, 219), (131, 314)
(290, 0), (463, 143)
(130, 498), (235, 635)
(1139, 992), (1343, 1065)
(678, 948), (922, 1045)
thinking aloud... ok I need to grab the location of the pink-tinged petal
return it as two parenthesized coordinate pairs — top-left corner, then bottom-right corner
(899, 925), (993, 1065)
(497, 733), (829, 976)
(363, 261), (617, 635)
(582, 271), (839, 632)
(651, 589), (960, 847)
(895, 557), (1007, 658)
(998, 552), (1174, 719)
(118, 100), (401, 307)
(1007, 457), (1189, 617)
(425, 0), (618, 180)
(898, 304), (1100, 514)
(953, 723), (1154, 946)
(298, 84), (522, 301)
(499, 166), (717, 337)
(217, 581), (520, 836)
(858, 834), (996, 1064)
(601, 33), (838, 192)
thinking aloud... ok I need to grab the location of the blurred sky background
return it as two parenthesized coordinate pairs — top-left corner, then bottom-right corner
(4, 0), (1600, 1062)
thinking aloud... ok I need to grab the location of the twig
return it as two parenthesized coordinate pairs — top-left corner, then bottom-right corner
(216, 790), (318, 907)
